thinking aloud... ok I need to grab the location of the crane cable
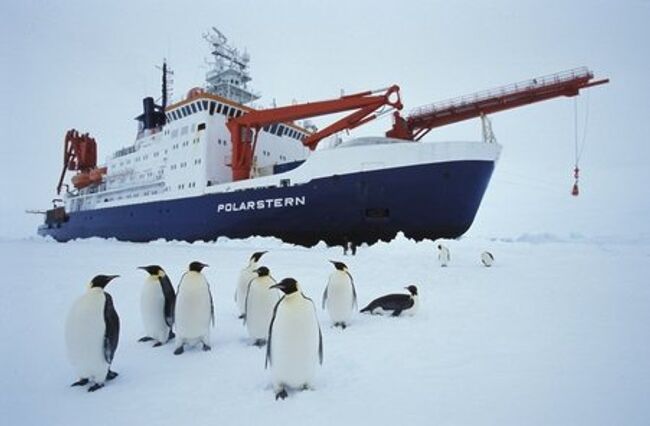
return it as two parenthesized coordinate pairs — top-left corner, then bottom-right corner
(571, 93), (590, 196)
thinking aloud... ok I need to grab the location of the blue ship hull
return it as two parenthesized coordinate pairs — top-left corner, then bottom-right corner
(38, 160), (495, 246)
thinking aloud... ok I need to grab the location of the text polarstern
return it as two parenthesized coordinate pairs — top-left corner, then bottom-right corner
(217, 196), (307, 213)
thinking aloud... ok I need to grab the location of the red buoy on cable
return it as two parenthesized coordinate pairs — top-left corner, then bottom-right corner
(571, 167), (580, 196)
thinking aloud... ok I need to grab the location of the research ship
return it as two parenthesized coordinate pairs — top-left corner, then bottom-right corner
(37, 28), (607, 246)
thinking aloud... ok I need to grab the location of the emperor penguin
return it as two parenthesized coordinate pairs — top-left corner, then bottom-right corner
(322, 260), (357, 329)
(174, 261), (214, 355)
(137, 265), (176, 347)
(481, 251), (495, 267)
(65, 274), (120, 392)
(235, 251), (268, 319)
(438, 244), (451, 267)
(360, 285), (419, 317)
(244, 266), (281, 346)
(266, 278), (323, 400)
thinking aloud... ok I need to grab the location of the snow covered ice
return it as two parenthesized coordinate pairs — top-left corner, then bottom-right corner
(0, 233), (648, 425)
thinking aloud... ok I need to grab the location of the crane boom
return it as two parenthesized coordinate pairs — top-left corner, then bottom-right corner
(226, 85), (402, 181)
(387, 67), (609, 141)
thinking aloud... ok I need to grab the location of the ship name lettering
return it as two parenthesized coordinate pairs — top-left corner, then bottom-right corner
(217, 196), (306, 213)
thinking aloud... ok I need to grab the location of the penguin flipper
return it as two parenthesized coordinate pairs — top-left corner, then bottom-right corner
(103, 293), (120, 364)
(266, 295), (285, 369)
(243, 278), (255, 325)
(391, 309), (403, 317)
(160, 274), (176, 328)
(318, 324), (323, 365)
(208, 281), (215, 327)
(346, 271), (358, 310)
(321, 283), (328, 310)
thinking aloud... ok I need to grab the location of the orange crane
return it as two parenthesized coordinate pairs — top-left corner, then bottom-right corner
(226, 85), (402, 181)
(387, 67), (609, 141)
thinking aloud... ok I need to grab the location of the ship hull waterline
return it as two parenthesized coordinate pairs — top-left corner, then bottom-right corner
(38, 160), (495, 246)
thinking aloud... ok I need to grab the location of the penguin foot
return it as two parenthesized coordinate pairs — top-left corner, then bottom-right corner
(301, 384), (312, 391)
(202, 343), (212, 351)
(106, 370), (119, 381)
(88, 383), (104, 392)
(334, 322), (347, 329)
(238, 314), (245, 319)
(71, 378), (89, 387)
(138, 336), (154, 342)
(253, 339), (266, 347)
(391, 309), (403, 317)
(174, 346), (185, 355)
(275, 389), (288, 400)
(168, 330), (176, 340)
(153, 341), (163, 348)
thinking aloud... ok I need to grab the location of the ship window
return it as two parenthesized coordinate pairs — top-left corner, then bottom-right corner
(202, 100), (208, 110)
(278, 125), (285, 135)
(198, 123), (206, 131)
(228, 108), (236, 117)
(270, 124), (278, 134)
(263, 125), (269, 132)
(222, 106), (230, 116)
(209, 102), (216, 115)
(196, 102), (203, 111)
(191, 103), (198, 114)
(154, 152), (159, 157)
(171, 129), (178, 138)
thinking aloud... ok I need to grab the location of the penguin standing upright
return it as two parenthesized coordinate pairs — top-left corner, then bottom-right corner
(236, 251), (267, 319)
(65, 275), (120, 392)
(322, 261), (357, 329)
(137, 265), (176, 347)
(266, 278), (323, 400)
(244, 266), (281, 346)
(174, 261), (214, 355)
(438, 244), (451, 267)
(481, 251), (495, 267)
(360, 285), (419, 317)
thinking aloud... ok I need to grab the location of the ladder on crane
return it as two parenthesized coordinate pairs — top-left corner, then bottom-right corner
(387, 67), (609, 141)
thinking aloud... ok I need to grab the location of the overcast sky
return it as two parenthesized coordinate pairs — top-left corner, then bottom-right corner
(1, 0), (648, 239)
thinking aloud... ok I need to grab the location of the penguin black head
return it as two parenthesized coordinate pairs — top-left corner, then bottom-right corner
(437, 244), (442, 250)
(138, 265), (165, 276)
(329, 260), (348, 271)
(250, 251), (268, 262)
(405, 285), (418, 296)
(270, 278), (299, 295)
(189, 261), (208, 272)
(90, 275), (120, 289)
(254, 266), (270, 277)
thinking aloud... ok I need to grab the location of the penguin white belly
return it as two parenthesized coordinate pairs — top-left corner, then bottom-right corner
(65, 290), (108, 381)
(247, 284), (280, 340)
(176, 279), (211, 341)
(236, 268), (255, 315)
(271, 300), (319, 388)
(326, 277), (354, 323)
(141, 280), (168, 342)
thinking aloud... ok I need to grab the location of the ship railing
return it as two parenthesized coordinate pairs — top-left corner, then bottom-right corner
(408, 67), (592, 118)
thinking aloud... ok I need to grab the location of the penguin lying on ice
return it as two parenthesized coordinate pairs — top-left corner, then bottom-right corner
(236, 251), (267, 319)
(174, 261), (214, 355)
(322, 261), (357, 329)
(266, 278), (323, 400)
(137, 265), (176, 347)
(360, 285), (419, 317)
(65, 274), (120, 392)
(481, 251), (495, 267)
